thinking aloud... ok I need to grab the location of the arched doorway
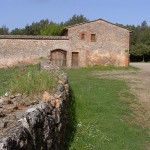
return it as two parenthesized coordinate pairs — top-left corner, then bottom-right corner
(50, 49), (67, 67)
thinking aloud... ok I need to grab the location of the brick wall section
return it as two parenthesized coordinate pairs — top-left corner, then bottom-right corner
(67, 20), (130, 66)
(0, 37), (70, 67)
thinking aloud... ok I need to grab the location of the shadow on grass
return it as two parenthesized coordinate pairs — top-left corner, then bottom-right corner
(64, 87), (77, 150)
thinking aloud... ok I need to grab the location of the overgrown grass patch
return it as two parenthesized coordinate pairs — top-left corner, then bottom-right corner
(65, 67), (150, 150)
(0, 64), (57, 96)
(8, 70), (57, 95)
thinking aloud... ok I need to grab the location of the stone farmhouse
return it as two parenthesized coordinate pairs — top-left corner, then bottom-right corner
(0, 19), (130, 68)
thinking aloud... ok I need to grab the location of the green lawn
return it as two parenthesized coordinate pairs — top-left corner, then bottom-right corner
(65, 67), (150, 150)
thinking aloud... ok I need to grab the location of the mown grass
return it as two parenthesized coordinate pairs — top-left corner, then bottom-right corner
(65, 66), (150, 150)
(0, 64), (57, 96)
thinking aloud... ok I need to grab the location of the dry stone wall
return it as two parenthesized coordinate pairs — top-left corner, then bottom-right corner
(0, 67), (69, 150)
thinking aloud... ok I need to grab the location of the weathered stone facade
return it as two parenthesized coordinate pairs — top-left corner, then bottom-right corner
(0, 19), (130, 68)
(63, 19), (130, 67)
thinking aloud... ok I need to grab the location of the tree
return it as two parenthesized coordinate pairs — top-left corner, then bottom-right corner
(65, 14), (89, 26)
(40, 21), (64, 36)
(130, 43), (150, 62)
(124, 20), (150, 62)
(0, 25), (9, 35)
(141, 20), (148, 28)
(11, 28), (25, 35)
(10, 15), (89, 35)
(18, 19), (50, 35)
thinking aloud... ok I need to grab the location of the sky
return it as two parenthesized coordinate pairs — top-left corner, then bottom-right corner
(0, 0), (149, 31)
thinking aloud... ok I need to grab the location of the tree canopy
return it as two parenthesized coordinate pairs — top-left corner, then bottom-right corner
(64, 14), (89, 26)
(0, 25), (9, 35)
(9, 14), (88, 36)
(126, 21), (150, 62)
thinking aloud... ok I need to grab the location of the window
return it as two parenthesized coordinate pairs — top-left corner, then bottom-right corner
(91, 34), (96, 42)
(81, 33), (85, 40)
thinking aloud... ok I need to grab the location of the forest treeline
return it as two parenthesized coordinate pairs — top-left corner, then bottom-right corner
(117, 21), (150, 62)
(0, 14), (150, 62)
(0, 15), (88, 36)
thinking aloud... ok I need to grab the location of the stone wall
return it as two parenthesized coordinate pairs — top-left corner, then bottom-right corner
(0, 69), (69, 150)
(0, 36), (70, 68)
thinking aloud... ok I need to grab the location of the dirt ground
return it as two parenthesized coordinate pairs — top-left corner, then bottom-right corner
(128, 63), (150, 128)
(130, 63), (150, 110)
(93, 63), (150, 128)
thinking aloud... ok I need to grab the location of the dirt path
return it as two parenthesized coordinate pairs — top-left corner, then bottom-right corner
(130, 63), (150, 109)
(93, 63), (150, 128)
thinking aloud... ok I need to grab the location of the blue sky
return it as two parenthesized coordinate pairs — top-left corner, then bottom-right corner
(0, 0), (149, 31)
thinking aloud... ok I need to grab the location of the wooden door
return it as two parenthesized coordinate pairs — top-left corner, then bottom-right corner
(72, 52), (79, 66)
(51, 50), (66, 67)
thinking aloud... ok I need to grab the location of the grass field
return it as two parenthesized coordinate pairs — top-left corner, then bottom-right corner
(65, 67), (150, 150)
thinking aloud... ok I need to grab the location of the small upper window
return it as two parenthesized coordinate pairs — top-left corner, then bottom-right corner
(81, 33), (85, 40)
(91, 34), (96, 42)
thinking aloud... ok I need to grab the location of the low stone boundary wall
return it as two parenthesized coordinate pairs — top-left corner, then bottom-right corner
(0, 71), (69, 150)
(0, 36), (70, 68)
